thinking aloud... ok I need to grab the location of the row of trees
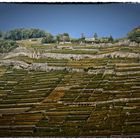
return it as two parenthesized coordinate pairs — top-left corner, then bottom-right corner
(95, 35), (114, 43)
(0, 28), (114, 44)
(0, 26), (139, 44)
(0, 28), (47, 40)
(80, 26), (140, 44)
(0, 29), (71, 44)
(0, 27), (139, 54)
(41, 32), (115, 44)
(80, 33), (114, 43)
(41, 33), (70, 44)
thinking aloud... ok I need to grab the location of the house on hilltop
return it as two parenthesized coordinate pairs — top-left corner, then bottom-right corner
(85, 37), (95, 44)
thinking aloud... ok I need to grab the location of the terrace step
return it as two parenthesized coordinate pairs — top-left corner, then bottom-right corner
(0, 102), (41, 108)
(0, 125), (35, 129)
(63, 97), (140, 106)
(0, 107), (31, 114)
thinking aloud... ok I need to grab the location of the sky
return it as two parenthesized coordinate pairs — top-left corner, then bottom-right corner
(0, 3), (140, 38)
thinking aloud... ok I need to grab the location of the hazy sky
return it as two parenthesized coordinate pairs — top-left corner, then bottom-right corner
(0, 3), (140, 38)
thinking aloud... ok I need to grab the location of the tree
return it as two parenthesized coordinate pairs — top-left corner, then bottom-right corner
(127, 26), (140, 43)
(71, 38), (80, 44)
(80, 33), (85, 43)
(62, 33), (70, 42)
(63, 33), (69, 37)
(94, 33), (98, 39)
(0, 31), (2, 38)
(108, 35), (114, 42)
(56, 34), (62, 43)
(56, 33), (70, 43)
(81, 33), (85, 40)
(41, 33), (54, 44)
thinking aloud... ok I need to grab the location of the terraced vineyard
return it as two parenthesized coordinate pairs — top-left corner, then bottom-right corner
(0, 42), (140, 137)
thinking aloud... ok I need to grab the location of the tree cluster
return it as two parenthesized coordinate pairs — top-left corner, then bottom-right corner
(71, 38), (80, 44)
(41, 33), (70, 44)
(0, 40), (18, 53)
(41, 33), (55, 44)
(4, 28), (47, 40)
(56, 33), (70, 43)
(127, 26), (140, 43)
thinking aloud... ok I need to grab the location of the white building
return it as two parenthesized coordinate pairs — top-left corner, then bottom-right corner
(85, 37), (95, 42)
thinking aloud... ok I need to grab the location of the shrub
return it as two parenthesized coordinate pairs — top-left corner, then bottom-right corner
(41, 33), (55, 44)
(127, 26), (140, 43)
(0, 40), (18, 53)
